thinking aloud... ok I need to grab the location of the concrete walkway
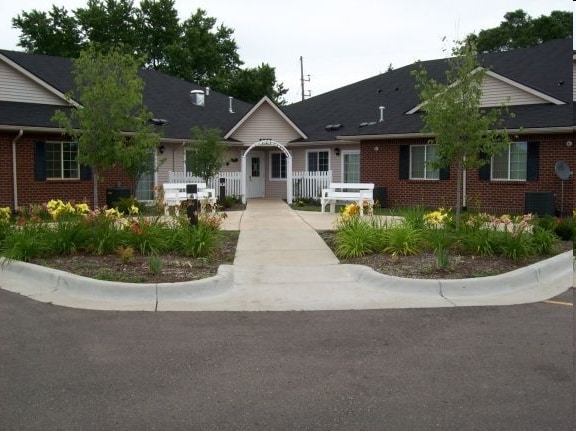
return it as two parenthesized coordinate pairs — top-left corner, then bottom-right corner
(0, 199), (573, 311)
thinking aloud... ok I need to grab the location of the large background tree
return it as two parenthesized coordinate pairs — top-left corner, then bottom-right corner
(464, 9), (572, 52)
(12, 0), (287, 104)
(52, 46), (160, 208)
(412, 42), (512, 228)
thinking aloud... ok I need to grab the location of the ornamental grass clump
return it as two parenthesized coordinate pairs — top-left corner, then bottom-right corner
(334, 217), (380, 258)
(422, 208), (454, 269)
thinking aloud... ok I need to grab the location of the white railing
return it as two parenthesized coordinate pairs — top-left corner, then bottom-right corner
(292, 170), (332, 199)
(169, 170), (332, 200)
(169, 171), (243, 197)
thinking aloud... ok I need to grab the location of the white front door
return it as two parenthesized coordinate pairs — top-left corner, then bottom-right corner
(246, 151), (265, 198)
(342, 150), (360, 183)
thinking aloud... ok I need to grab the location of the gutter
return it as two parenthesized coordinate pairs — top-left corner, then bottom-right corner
(12, 129), (23, 210)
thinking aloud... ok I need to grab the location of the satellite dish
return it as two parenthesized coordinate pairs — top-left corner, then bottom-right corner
(554, 161), (572, 181)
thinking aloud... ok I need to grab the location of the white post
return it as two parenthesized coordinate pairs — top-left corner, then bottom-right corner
(286, 154), (293, 204)
(241, 153), (247, 204)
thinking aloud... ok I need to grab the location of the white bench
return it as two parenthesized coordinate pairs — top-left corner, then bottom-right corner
(321, 183), (375, 215)
(162, 183), (217, 215)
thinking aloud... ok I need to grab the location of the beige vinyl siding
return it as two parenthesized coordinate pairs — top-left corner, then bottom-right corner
(156, 143), (186, 185)
(0, 61), (67, 105)
(228, 103), (301, 144)
(480, 74), (545, 107)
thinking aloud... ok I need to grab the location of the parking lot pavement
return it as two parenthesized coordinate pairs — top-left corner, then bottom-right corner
(1, 287), (574, 431)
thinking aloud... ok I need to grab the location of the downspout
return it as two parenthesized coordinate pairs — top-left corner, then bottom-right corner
(12, 129), (23, 210)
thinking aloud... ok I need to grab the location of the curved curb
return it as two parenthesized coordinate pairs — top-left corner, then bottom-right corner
(0, 258), (234, 311)
(346, 250), (574, 306)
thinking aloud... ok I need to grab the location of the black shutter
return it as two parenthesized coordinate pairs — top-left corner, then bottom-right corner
(399, 145), (409, 179)
(439, 165), (450, 180)
(526, 141), (539, 181)
(80, 164), (92, 181)
(478, 152), (490, 181)
(34, 141), (46, 181)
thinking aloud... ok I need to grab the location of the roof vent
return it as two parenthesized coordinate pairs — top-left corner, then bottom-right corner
(149, 118), (169, 126)
(190, 90), (205, 106)
(205, 86), (210, 95)
(229, 96), (235, 113)
(379, 106), (386, 122)
(325, 124), (343, 131)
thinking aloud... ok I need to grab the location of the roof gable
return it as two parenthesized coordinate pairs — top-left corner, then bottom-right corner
(406, 68), (565, 114)
(0, 53), (73, 106)
(225, 96), (307, 144)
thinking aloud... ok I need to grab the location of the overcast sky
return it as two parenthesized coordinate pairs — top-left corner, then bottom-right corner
(1, 0), (572, 103)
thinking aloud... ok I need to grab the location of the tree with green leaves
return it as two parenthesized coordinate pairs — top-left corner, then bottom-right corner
(464, 9), (572, 53)
(412, 42), (512, 228)
(52, 46), (160, 208)
(186, 127), (227, 184)
(226, 63), (288, 105)
(12, 1), (287, 104)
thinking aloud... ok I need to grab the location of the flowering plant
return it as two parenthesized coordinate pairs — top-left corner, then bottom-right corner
(0, 207), (11, 224)
(423, 207), (451, 228)
(46, 199), (91, 220)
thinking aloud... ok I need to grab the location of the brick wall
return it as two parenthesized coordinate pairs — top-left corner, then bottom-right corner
(361, 133), (575, 215)
(0, 131), (136, 210)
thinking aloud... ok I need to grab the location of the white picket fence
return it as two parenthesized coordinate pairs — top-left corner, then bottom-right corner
(169, 171), (243, 197)
(292, 170), (332, 199)
(168, 170), (332, 200)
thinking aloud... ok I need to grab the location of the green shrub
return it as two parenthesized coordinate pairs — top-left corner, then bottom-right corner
(171, 224), (221, 257)
(83, 213), (122, 255)
(495, 230), (534, 260)
(530, 226), (560, 255)
(460, 228), (498, 256)
(122, 217), (169, 256)
(45, 220), (90, 255)
(334, 217), (379, 258)
(554, 217), (574, 241)
(112, 196), (143, 215)
(0, 224), (52, 261)
(383, 224), (423, 256)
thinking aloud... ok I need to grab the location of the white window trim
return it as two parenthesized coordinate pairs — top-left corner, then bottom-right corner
(46, 141), (80, 180)
(491, 142), (527, 181)
(305, 149), (331, 172)
(410, 144), (439, 180)
(269, 151), (287, 181)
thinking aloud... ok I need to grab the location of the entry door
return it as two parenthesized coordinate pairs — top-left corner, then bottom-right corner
(247, 151), (265, 198)
(342, 150), (360, 183)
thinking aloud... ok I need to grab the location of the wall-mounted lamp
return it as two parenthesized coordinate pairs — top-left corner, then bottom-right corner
(566, 140), (573, 148)
(158, 145), (165, 154)
(334, 148), (341, 156)
(374, 146), (379, 152)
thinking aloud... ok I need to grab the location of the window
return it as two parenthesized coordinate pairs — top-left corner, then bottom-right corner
(342, 151), (360, 183)
(46, 142), (79, 179)
(270, 152), (286, 179)
(491, 142), (527, 180)
(307, 150), (329, 172)
(410, 144), (439, 180)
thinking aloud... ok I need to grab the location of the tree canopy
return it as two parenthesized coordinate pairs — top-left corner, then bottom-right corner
(186, 127), (228, 184)
(13, 0), (287, 104)
(464, 9), (572, 52)
(52, 46), (160, 208)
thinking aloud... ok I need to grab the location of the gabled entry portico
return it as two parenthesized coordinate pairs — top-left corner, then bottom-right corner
(241, 139), (293, 204)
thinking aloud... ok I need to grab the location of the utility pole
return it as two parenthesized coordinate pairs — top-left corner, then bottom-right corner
(300, 56), (311, 101)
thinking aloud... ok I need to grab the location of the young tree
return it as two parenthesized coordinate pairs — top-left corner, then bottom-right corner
(52, 46), (160, 208)
(412, 42), (512, 228)
(186, 127), (227, 184)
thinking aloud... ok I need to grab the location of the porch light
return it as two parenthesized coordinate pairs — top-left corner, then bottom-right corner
(334, 148), (341, 156)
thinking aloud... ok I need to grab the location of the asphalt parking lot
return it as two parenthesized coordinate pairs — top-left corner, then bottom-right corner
(0, 288), (574, 431)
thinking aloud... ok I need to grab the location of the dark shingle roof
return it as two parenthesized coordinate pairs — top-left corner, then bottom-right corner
(283, 38), (573, 140)
(0, 49), (253, 139)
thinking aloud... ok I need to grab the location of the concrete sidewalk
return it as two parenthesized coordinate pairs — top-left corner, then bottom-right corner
(0, 199), (573, 311)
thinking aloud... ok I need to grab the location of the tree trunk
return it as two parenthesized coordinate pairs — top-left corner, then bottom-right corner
(93, 167), (99, 209)
(455, 156), (463, 230)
